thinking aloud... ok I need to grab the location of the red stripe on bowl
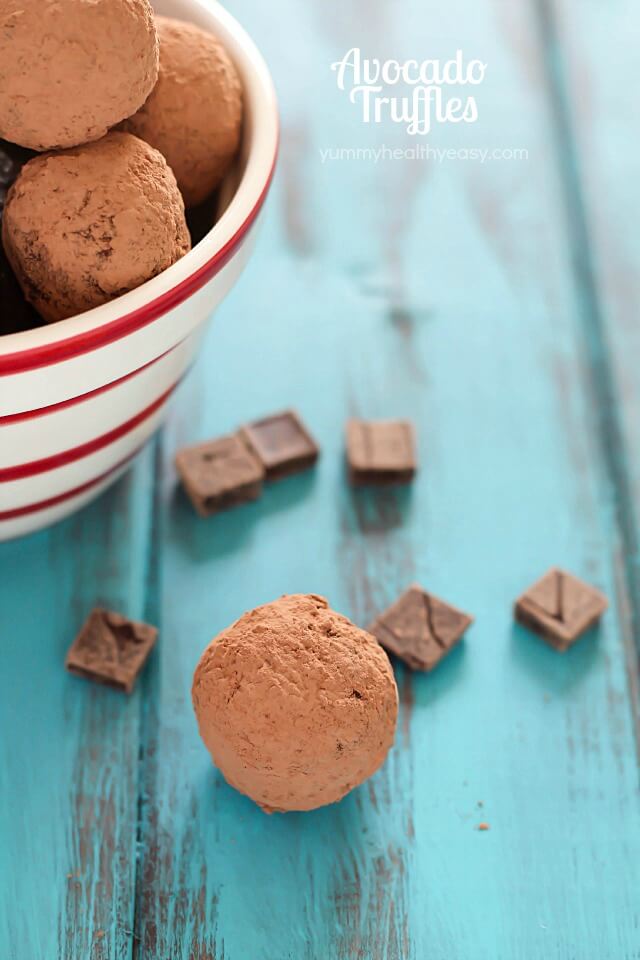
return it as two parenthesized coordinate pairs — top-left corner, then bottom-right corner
(0, 343), (181, 425)
(0, 447), (142, 521)
(0, 151), (277, 377)
(0, 380), (180, 481)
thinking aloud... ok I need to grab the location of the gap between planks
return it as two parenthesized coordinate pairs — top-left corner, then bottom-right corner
(132, 437), (165, 958)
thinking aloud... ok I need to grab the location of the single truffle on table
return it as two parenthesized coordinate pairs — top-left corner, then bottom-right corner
(123, 16), (243, 208)
(2, 132), (191, 323)
(0, 0), (159, 151)
(192, 595), (398, 813)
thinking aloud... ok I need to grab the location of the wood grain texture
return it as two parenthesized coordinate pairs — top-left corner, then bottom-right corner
(132, 0), (640, 955)
(0, 451), (156, 959)
(542, 0), (640, 735)
(1, 0), (640, 957)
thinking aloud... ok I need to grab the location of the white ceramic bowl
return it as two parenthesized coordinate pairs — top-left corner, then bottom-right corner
(0, 0), (278, 541)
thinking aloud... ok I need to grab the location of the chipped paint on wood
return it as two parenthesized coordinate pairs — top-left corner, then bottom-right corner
(2, 0), (640, 957)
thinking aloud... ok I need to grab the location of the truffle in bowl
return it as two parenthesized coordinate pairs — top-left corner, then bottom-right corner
(123, 15), (243, 208)
(0, 0), (159, 151)
(2, 132), (191, 323)
(0, 0), (278, 542)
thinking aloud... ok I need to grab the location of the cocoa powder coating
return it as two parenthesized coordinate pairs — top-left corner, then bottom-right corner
(123, 16), (243, 207)
(2, 131), (191, 322)
(192, 594), (399, 813)
(0, 0), (159, 150)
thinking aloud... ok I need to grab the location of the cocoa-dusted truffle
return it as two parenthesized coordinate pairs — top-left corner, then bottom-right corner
(192, 594), (398, 813)
(2, 132), (191, 323)
(123, 16), (242, 208)
(0, 0), (158, 151)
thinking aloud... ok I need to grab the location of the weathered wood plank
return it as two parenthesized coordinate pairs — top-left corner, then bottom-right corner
(0, 450), (157, 960)
(543, 0), (640, 699)
(1, 0), (639, 956)
(131, 0), (640, 957)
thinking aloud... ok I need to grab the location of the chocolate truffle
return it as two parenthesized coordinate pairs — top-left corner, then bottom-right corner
(192, 594), (399, 813)
(0, 0), (159, 151)
(123, 16), (243, 207)
(2, 132), (191, 323)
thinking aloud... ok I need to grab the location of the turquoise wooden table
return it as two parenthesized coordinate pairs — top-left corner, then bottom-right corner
(2, 0), (639, 957)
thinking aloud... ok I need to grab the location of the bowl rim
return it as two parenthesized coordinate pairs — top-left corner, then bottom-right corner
(0, 0), (279, 375)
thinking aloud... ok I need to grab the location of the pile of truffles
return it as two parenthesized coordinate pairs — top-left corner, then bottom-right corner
(0, 0), (243, 327)
(192, 594), (399, 813)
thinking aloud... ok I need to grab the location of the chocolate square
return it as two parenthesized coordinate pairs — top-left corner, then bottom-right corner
(240, 410), (319, 480)
(65, 609), (158, 694)
(346, 418), (416, 486)
(368, 584), (473, 671)
(175, 433), (265, 516)
(514, 567), (608, 651)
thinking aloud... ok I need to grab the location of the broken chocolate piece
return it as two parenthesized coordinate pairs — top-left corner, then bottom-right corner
(368, 584), (473, 671)
(65, 609), (158, 693)
(514, 567), (608, 651)
(240, 410), (319, 480)
(175, 433), (265, 517)
(346, 418), (416, 486)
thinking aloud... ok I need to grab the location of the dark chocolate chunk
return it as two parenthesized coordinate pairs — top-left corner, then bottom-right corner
(240, 410), (319, 480)
(65, 609), (158, 694)
(514, 567), (608, 651)
(0, 243), (41, 334)
(0, 139), (41, 335)
(186, 189), (220, 247)
(0, 139), (34, 213)
(346, 418), (416, 486)
(175, 433), (265, 516)
(368, 584), (473, 671)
